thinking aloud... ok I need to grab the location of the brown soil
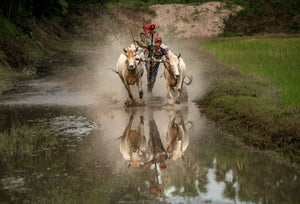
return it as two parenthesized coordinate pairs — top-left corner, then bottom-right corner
(111, 2), (242, 39)
(150, 2), (242, 38)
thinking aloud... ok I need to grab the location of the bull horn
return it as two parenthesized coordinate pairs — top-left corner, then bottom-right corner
(136, 47), (139, 52)
(178, 53), (181, 58)
(183, 74), (193, 85)
(123, 48), (127, 53)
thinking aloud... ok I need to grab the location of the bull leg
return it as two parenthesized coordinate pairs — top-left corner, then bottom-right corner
(175, 90), (181, 104)
(175, 76), (183, 104)
(138, 115), (144, 136)
(121, 114), (133, 140)
(166, 83), (175, 105)
(119, 75), (133, 101)
(166, 83), (173, 99)
(137, 78), (143, 99)
(166, 74), (173, 100)
(124, 81), (133, 100)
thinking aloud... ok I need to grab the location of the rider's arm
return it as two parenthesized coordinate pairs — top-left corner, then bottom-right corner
(134, 40), (148, 48)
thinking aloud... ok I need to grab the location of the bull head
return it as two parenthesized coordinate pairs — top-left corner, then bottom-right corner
(125, 49), (137, 71)
(169, 54), (180, 78)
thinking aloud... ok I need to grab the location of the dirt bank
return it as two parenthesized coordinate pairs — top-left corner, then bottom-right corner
(150, 2), (242, 38)
(112, 2), (242, 38)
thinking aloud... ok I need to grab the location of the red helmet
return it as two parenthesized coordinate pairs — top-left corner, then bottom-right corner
(155, 37), (162, 43)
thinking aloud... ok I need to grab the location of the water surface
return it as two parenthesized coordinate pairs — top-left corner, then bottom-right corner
(0, 42), (299, 204)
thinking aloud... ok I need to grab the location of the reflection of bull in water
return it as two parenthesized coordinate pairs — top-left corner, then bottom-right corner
(166, 111), (190, 160)
(119, 114), (147, 168)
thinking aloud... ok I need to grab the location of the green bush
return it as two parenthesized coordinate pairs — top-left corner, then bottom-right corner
(223, 0), (300, 35)
(0, 17), (22, 39)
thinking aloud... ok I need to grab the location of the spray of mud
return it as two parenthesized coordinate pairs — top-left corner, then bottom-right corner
(92, 32), (209, 107)
(0, 14), (209, 108)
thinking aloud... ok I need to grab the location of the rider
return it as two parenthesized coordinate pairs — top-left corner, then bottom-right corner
(137, 32), (151, 47)
(134, 37), (169, 93)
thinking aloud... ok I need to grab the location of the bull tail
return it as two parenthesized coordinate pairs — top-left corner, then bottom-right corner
(183, 75), (193, 85)
(115, 135), (123, 141)
(111, 68), (119, 75)
(185, 121), (194, 132)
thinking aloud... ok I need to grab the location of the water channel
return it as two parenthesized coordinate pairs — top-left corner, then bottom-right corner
(0, 41), (299, 203)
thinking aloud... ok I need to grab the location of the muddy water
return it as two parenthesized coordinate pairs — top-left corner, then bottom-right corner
(0, 43), (299, 204)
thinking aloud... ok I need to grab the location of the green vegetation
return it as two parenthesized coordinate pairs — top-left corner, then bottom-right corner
(223, 0), (300, 35)
(140, 0), (212, 5)
(202, 37), (300, 108)
(0, 0), (111, 90)
(199, 37), (300, 162)
(0, 125), (59, 160)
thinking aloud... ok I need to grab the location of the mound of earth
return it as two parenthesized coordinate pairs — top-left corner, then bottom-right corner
(112, 2), (241, 38)
(150, 2), (242, 38)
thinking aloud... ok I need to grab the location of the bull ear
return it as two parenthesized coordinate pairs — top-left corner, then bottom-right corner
(123, 48), (127, 53)
(178, 53), (181, 59)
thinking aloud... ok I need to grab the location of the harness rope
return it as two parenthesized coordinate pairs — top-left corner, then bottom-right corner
(165, 61), (174, 77)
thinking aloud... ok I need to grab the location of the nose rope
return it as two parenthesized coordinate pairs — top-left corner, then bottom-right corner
(165, 61), (174, 77)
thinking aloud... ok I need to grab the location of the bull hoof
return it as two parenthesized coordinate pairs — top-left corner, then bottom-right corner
(175, 100), (181, 104)
(136, 99), (145, 106)
(139, 92), (143, 99)
(129, 94), (133, 100)
(166, 99), (174, 106)
(125, 99), (132, 107)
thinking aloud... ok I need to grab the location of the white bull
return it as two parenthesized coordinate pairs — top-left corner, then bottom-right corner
(117, 46), (144, 105)
(164, 51), (192, 104)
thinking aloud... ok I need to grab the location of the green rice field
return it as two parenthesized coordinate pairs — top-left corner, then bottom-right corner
(201, 37), (300, 108)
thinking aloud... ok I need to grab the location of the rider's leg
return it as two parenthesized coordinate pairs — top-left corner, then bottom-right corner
(147, 63), (152, 93)
(147, 62), (159, 93)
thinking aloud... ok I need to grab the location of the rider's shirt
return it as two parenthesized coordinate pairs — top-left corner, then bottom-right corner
(147, 45), (168, 60)
(139, 38), (151, 46)
(136, 39), (151, 49)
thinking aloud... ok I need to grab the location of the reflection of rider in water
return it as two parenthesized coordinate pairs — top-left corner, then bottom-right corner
(143, 114), (168, 170)
(134, 37), (169, 93)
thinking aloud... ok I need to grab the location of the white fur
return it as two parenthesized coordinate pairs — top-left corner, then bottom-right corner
(116, 47), (145, 103)
(164, 51), (187, 104)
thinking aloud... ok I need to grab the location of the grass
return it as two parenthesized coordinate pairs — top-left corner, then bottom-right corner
(0, 125), (59, 161)
(201, 37), (300, 108)
(199, 37), (300, 162)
